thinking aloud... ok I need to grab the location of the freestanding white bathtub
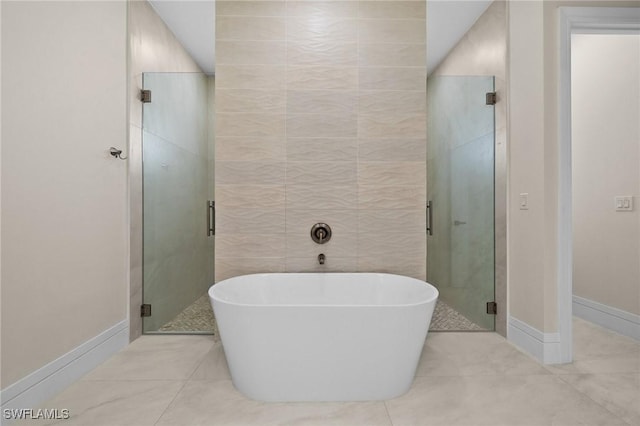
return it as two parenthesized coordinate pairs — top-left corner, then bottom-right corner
(208, 273), (438, 402)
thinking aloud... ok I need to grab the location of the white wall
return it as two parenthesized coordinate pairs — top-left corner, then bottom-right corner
(1, 1), (128, 388)
(507, 0), (638, 362)
(572, 34), (640, 316)
(508, 0), (548, 334)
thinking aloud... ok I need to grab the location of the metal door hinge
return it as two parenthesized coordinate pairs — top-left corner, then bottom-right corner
(141, 304), (152, 317)
(486, 301), (497, 315)
(486, 92), (497, 105)
(141, 89), (152, 103)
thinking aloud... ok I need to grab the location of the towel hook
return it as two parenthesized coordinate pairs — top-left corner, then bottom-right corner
(109, 147), (128, 160)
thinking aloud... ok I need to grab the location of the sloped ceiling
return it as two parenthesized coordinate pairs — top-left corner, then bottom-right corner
(148, 0), (216, 74)
(427, 1), (492, 74)
(148, 0), (492, 76)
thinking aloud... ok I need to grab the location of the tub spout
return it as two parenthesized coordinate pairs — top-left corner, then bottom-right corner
(318, 253), (325, 265)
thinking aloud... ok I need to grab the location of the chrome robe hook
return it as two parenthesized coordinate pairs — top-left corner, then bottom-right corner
(109, 147), (128, 160)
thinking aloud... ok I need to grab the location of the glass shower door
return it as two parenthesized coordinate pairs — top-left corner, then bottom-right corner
(142, 72), (215, 333)
(427, 75), (495, 331)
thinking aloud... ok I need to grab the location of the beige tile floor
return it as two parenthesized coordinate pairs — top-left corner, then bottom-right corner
(18, 318), (639, 426)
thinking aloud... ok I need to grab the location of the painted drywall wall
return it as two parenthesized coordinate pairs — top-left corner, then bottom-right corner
(214, 1), (427, 280)
(508, 0), (638, 334)
(572, 34), (640, 316)
(429, 0), (507, 336)
(128, 0), (204, 340)
(508, 0), (548, 333)
(1, 1), (128, 387)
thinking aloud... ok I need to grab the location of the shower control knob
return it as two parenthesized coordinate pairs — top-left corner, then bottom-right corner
(310, 223), (331, 244)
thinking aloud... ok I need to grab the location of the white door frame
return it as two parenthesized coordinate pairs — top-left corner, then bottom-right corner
(557, 6), (640, 363)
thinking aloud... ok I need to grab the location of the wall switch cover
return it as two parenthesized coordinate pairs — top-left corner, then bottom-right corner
(519, 193), (529, 210)
(614, 196), (633, 211)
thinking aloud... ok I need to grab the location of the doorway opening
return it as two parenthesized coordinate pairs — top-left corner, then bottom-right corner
(557, 6), (640, 361)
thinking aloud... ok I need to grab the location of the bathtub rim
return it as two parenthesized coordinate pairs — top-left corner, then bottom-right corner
(209, 272), (439, 309)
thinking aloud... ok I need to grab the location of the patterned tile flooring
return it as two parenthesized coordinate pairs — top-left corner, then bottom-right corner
(158, 294), (485, 333)
(429, 299), (486, 331)
(159, 294), (217, 334)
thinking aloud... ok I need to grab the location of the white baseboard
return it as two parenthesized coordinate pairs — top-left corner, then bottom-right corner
(1, 320), (129, 419)
(573, 296), (640, 341)
(508, 316), (563, 364)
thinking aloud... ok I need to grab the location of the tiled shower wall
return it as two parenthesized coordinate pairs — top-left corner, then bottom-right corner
(215, 1), (427, 281)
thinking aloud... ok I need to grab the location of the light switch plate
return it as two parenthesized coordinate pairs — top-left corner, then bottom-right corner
(519, 193), (529, 210)
(615, 196), (633, 211)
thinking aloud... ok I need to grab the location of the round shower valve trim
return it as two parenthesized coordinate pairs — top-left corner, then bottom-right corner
(310, 223), (332, 244)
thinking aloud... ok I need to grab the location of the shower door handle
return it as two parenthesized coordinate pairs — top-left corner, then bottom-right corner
(207, 201), (215, 236)
(426, 201), (433, 236)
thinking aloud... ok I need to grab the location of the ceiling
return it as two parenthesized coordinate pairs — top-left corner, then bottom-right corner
(149, 0), (492, 76)
(148, 0), (216, 73)
(426, 1), (492, 74)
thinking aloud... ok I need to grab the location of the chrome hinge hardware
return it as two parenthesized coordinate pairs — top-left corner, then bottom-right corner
(486, 92), (497, 105)
(141, 89), (152, 103)
(141, 304), (152, 317)
(486, 301), (497, 315)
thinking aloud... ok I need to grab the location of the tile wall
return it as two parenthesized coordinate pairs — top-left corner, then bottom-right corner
(215, 1), (427, 281)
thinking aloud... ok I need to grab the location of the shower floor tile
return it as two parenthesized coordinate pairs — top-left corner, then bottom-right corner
(429, 299), (486, 331)
(157, 295), (485, 334)
(158, 294), (218, 335)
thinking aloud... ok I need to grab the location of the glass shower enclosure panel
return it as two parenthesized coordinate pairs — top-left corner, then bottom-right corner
(142, 72), (215, 333)
(427, 76), (495, 331)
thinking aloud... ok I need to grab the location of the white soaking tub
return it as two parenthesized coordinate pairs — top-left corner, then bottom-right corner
(208, 273), (438, 402)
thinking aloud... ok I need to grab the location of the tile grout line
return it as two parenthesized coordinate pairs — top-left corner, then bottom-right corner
(382, 400), (395, 426)
(185, 343), (216, 381)
(552, 373), (637, 426)
(284, 0), (289, 273)
(150, 343), (214, 424)
(152, 380), (190, 426)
